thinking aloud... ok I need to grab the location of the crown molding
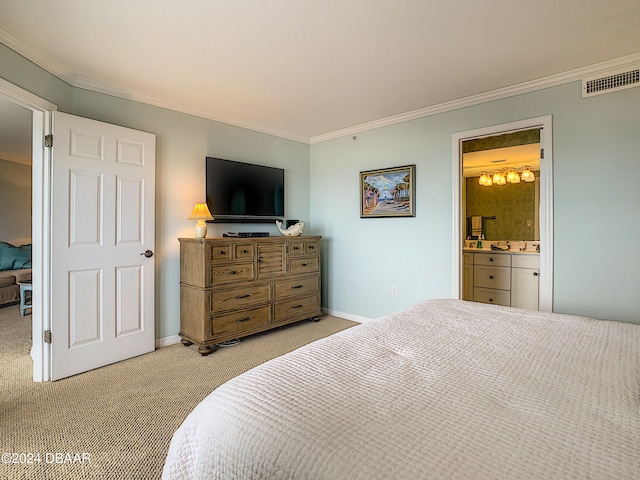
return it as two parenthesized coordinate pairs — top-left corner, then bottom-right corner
(73, 76), (311, 144)
(0, 29), (77, 86)
(309, 52), (640, 144)
(2, 27), (638, 145)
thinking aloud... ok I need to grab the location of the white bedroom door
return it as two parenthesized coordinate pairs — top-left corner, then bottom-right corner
(50, 112), (156, 380)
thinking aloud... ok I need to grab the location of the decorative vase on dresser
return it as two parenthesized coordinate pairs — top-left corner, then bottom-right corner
(179, 236), (323, 355)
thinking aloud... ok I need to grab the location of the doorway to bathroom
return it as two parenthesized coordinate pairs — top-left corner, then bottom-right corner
(452, 116), (553, 312)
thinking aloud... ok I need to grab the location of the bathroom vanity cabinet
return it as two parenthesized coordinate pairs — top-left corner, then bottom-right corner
(463, 250), (539, 310)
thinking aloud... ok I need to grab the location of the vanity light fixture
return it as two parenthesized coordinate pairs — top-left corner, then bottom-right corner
(479, 166), (535, 187)
(479, 172), (492, 186)
(506, 169), (520, 184)
(492, 171), (507, 185)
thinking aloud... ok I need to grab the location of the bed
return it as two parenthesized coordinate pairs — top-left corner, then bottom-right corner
(162, 299), (639, 479)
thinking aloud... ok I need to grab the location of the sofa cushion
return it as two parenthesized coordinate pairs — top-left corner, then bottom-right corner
(14, 269), (32, 282)
(0, 242), (32, 270)
(0, 242), (14, 270)
(0, 273), (16, 288)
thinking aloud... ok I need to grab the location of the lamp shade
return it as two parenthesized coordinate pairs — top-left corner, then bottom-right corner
(188, 203), (214, 220)
(189, 203), (214, 238)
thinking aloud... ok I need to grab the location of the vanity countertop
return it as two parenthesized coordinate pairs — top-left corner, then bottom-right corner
(463, 248), (539, 255)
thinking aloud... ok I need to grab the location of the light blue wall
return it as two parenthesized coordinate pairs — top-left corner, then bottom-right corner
(311, 82), (640, 324)
(68, 90), (310, 338)
(1, 43), (310, 339)
(0, 159), (32, 245)
(3, 41), (640, 328)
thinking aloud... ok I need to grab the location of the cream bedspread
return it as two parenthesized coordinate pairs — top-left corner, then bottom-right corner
(163, 299), (640, 479)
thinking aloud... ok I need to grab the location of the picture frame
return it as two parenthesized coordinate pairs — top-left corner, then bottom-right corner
(360, 164), (416, 218)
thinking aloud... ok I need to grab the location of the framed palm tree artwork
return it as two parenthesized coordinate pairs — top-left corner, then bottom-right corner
(360, 164), (416, 218)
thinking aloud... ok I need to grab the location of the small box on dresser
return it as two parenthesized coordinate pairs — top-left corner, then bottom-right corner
(179, 236), (323, 355)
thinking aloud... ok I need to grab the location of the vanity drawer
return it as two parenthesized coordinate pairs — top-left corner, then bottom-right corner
(211, 284), (271, 313)
(211, 306), (271, 337)
(474, 253), (511, 267)
(474, 265), (510, 290)
(473, 287), (510, 306)
(512, 254), (539, 269)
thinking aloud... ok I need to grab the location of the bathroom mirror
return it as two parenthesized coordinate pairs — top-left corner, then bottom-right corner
(464, 174), (539, 240)
(462, 132), (540, 242)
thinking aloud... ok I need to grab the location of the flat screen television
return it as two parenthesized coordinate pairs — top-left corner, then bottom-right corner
(205, 157), (284, 222)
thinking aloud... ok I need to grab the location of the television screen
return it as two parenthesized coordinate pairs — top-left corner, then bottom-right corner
(206, 157), (284, 222)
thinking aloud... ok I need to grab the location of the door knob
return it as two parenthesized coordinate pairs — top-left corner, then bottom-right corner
(140, 250), (153, 258)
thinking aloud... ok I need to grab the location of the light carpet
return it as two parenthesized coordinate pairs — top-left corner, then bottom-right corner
(0, 305), (356, 479)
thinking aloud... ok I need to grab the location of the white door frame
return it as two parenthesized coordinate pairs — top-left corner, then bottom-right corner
(0, 77), (56, 381)
(452, 115), (554, 312)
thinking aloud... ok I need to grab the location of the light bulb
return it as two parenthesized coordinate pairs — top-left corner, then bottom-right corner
(507, 170), (520, 183)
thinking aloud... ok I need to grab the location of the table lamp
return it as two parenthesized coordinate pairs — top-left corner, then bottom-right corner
(188, 203), (214, 238)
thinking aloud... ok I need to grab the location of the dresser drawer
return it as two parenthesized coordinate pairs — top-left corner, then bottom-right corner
(211, 305), (270, 336)
(289, 256), (319, 274)
(473, 253), (511, 267)
(289, 240), (319, 256)
(210, 262), (254, 285)
(304, 241), (318, 255)
(274, 275), (319, 300)
(273, 295), (320, 323)
(209, 244), (232, 262)
(473, 265), (510, 290)
(289, 240), (305, 256)
(234, 243), (254, 260)
(473, 287), (510, 306)
(211, 284), (271, 313)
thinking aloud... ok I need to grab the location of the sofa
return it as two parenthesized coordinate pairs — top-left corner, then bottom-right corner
(0, 242), (32, 308)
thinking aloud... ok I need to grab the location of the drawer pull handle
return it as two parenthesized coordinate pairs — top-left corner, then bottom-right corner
(230, 270), (236, 275)
(293, 246), (300, 250)
(242, 249), (248, 254)
(533, 272), (539, 277)
(489, 275), (494, 279)
(235, 294), (251, 299)
(489, 298), (494, 302)
(301, 263), (308, 267)
(308, 246), (315, 250)
(235, 317), (251, 323)
(219, 250), (225, 255)
(489, 258), (494, 262)
(291, 285), (303, 289)
(291, 305), (303, 309)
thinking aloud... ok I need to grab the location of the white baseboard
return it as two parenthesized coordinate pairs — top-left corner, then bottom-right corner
(156, 334), (181, 349)
(322, 307), (375, 324)
(155, 310), (374, 348)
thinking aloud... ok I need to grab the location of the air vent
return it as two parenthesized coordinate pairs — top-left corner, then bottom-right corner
(582, 66), (640, 98)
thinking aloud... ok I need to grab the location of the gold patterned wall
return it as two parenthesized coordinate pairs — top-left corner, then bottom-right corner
(465, 173), (538, 241)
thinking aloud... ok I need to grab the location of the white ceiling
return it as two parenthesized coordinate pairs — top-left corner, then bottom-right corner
(1, 0), (640, 146)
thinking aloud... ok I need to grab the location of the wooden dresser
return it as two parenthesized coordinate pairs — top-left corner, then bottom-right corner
(179, 236), (323, 355)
